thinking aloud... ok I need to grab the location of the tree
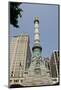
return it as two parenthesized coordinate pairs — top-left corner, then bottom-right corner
(10, 2), (23, 28)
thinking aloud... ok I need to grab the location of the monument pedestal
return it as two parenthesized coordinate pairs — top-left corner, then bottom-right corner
(22, 57), (52, 86)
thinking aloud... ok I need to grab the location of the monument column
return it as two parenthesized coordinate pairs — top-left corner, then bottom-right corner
(32, 17), (42, 57)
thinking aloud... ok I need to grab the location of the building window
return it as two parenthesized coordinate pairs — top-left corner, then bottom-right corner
(24, 71), (28, 74)
(20, 62), (21, 66)
(11, 71), (13, 77)
(10, 80), (12, 82)
(21, 80), (23, 83)
(14, 80), (19, 82)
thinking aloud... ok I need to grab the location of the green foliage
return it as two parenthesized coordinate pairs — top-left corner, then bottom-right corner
(10, 2), (23, 28)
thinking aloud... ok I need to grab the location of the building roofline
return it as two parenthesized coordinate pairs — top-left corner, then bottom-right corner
(13, 33), (29, 37)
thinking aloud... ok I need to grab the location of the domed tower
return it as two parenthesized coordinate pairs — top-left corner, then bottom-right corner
(32, 17), (42, 58)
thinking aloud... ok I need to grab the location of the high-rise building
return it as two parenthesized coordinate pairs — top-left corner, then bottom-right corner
(9, 34), (31, 87)
(50, 51), (59, 80)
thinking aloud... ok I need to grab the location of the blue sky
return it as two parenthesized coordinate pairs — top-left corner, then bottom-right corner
(10, 3), (59, 57)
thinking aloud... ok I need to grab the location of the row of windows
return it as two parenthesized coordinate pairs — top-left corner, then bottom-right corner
(10, 79), (23, 83)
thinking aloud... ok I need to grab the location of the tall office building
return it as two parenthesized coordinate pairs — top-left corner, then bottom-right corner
(50, 51), (59, 82)
(9, 34), (31, 87)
